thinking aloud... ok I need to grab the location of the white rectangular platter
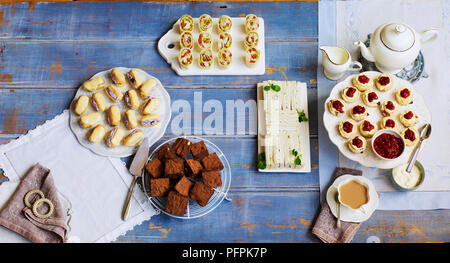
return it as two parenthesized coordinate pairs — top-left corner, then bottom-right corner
(158, 17), (265, 76)
(257, 80), (311, 173)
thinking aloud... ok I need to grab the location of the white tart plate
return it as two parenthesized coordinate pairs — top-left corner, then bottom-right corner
(158, 17), (265, 76)
(326, 174), (379, 223)
(323, 71), (431, 169)
(69, 67), (171, 157)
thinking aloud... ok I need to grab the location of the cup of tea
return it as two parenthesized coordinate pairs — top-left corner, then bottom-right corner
(336, 177), (371, 213)
(320, 46), (362, 80)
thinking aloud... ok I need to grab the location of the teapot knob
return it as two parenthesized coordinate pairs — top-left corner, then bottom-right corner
(395, 25), (406, 33)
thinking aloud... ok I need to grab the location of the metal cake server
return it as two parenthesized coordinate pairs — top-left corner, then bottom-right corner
(122, 137), (150, 221)
(406, 123), (431, 173)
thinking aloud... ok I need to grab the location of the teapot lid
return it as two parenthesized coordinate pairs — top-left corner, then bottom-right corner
(380, 23), (415, 52)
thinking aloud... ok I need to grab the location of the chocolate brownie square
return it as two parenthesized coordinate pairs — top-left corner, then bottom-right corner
(150, 178), (171, 197)
(155, 143), (177, 162)
(172, 138), (191, 158)
(202, 170), (222, 188)
(201, 153), (224, 171)
(190, 141), (209, 160)
(189, 181), (214, 207)
(185, 159), (203, 178)
(174, 176), (193, 196)
(145, 158), (164, 178)
(165, 158), (184, 178)
(165, 191), (188, 216)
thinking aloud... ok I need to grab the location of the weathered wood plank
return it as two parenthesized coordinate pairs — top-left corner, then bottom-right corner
(0, 87), (318, 136)
(0, 41), (318, 87)
(114, 191), (450, 243)
(0, 1), (317, 41)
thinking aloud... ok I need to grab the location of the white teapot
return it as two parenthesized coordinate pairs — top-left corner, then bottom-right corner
(354, 22), (438, 74)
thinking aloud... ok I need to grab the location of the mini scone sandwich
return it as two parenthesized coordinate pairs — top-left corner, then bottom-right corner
(197, 31), (212, 50)
(347, 135), (367, 154)
(140, 113), (161, 127)
(340, 86), (360, 103)
(104, 85), (123, 103)
(401, 127), (419, 146)
(352, 73), (373, 92)
(123, 109), (138, 130)
(91, 92), (107, 112)
(178, 48), (194, 70)
(139, 78), (157, 99)
(395, 87), (413, 105)
(379, 100), (397, 117)
(198, 49), (214, 69)
(361, 91), (380, 107)
(74, 95), (89, 115)
(198, 14), (213, 32)
(179, 15), (194, 32)
(349, 104), (368, 121)
(126, 69), (144, 89)
(217, 48), (232, 69)
(180, 31), (194, 50)
(338, 119), (357, 139)
(123, 129), (144, 147)
(359, 120), (378, 138)
(106, 127), (125, 148)
(79, 112), (101, 128)
(379, 116), (399, 131)
(375, 73), (393, 92)
(327, 99), (346, 116)
(218, 32), (232, 50)
(141, 97), (160, 115)
(107, 105), (121, 126)
(88, 124), (106, 143)
(399, 110), (418, 127)
(82, 76), (105, 92)
(124, 89), (140, 109)
(244, 31), (259, 48)
(218, 15), (232, 33)
(110, 68), (126, 87)
(245, 47), (260, 67)
(245, 14), (259, 33)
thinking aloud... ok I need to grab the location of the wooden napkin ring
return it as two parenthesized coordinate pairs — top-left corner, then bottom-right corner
(24, 189), (45, 208)
(32, 198), (54, 219)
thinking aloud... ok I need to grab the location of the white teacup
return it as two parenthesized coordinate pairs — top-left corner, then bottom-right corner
(336, 177), (371, 214)
(320, 46), (362, 80)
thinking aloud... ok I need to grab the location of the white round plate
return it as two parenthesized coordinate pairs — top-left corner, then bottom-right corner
(323, 71), (431, 169)
(69, 67), (171, 157)
(326, 174), (379, 223)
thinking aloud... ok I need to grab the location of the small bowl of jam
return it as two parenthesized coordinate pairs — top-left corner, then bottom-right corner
(371, 129), (405, 160)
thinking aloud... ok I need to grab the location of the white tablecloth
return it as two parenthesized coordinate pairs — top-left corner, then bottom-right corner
(319, 0), (450, 210)
(0, 111), (158, 242)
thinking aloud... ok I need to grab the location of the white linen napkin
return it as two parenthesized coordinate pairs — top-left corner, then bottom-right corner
(0, 110), (158, 242)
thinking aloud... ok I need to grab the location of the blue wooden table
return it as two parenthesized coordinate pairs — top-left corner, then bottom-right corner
(0, 1), (448, 243)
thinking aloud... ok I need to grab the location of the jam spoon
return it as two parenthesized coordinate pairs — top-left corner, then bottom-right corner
(406, 123), (431, 173)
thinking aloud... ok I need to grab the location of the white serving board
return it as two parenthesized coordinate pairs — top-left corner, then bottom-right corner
(257, 81), (311, 173)
(69, 67), (171, 158)
(158, 17), (265, 76)
(323, 71), (432, 169)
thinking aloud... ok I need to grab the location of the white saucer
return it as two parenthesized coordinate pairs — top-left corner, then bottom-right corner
(326, 174), (379, 223)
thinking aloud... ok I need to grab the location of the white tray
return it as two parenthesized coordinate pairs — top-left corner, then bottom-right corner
(69, 67), (171, 158)
(323, 71), (432, 169)
(257, 81), (311, 173)
(158, 17), (265, 76)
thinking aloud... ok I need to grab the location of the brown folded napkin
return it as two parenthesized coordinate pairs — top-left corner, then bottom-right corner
(312, 167), (363, 243)
(0, 163), (69, 243)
